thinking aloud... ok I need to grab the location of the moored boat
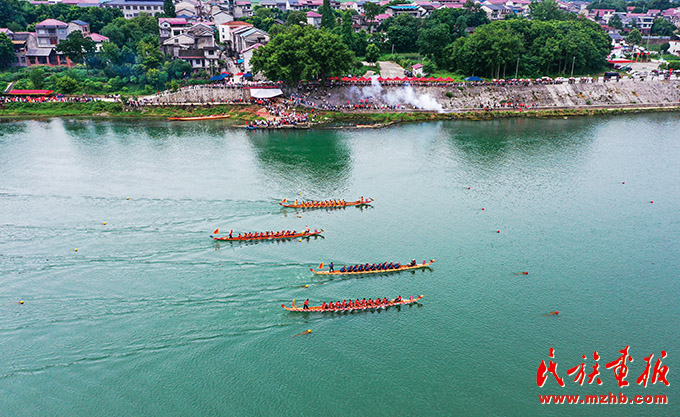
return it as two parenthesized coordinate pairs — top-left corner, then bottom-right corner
(282, 295), (423, 312)
(211, 229), (323, 241)
(280, 197), (374, 209)
(168, 114), (231, 121)
(310, 259), (435, 275)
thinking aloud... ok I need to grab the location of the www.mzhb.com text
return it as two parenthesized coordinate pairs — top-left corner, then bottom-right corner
(539, 392), (668, 405)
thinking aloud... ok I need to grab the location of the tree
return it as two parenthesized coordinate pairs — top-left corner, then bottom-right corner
(529, 0), (570, 21)
(286, 10), (307, 26)
(99, 41), (121, 66)
(136, 35), (163, 71)
(320, 0), (336, 29)
(28, 67), (46, 89)
(651, 18), (676, 36)
(417, 23), (451, 67)
(445, 19), (611, 77)
(338, 11), (357, 53)
(0, 33), (15, 68)
(363, 2), (381, 33)
(56, 75), (79, 93)
(627, 28), (642, 46)
(381, 14), (421, 53)
(163, 0), (176, 18)
(365, 43), (380, 63)
(660, 42), (670, 54)
(251, 25), (354, 84)
(609, 14), (623, 30)
(56, 30), (96, 74)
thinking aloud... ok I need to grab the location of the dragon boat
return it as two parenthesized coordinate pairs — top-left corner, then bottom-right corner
(168, 114), (231, 121)
(211, 229), (323, 241)
(281, 296), (423, 312)
(310, 259), (435, 275)
(279, 198), (374, 209)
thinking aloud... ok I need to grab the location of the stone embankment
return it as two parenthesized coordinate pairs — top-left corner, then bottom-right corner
(147, 80), (680, 111)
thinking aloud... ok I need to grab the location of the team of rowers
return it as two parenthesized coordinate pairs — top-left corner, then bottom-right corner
(282, 197), (370, 208)
(329, 259), (421, 272)
(223, 228), (318, 239)
(302, 296), (409, 310)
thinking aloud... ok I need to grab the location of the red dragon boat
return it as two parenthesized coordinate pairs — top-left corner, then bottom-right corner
(279, 197), (374, 209)
(310, 260), (435, 275)
(282, 296), (423, 312)
(211, 229), (323, 241)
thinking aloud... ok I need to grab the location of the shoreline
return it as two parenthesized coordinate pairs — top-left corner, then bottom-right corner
(1, 101), (679, 126)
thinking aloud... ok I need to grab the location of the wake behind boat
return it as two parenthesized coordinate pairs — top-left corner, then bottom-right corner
(280, 197), (374, 209)
(211, 228), (323, 241)
(282, 295), (423, 312)
(310, 259), (435, 275)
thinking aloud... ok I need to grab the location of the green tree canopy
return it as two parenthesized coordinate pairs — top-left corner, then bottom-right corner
(651, 18), (676, 36)
(609, 14), (623, 30)
(626, 28), (642, 46)
(529, 0), (571, 21)
(365, 43), (380, 63)
(380, 14), (421, 53)
(163, 0), (176, 18)
(445, 18), (611, 78)
(56, 30), (96, 73)
(250, 25), (355, 84)
(320, 0), (336, 29)
(28, 67), (46, 89)
(0, 33), (15, 68)
(363, 2), (381, 32)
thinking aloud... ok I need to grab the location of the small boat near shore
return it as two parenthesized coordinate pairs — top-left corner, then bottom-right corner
(211, 229), (323, 241)
(282, 296), (423, 312)
(310, 259), (435, 275)
(280, 198), (373, 209)
(168, 114), (231, 121)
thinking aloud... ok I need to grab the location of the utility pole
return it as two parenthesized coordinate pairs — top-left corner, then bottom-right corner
(570, 56), (576, 78)
(514, 57), (519, 79)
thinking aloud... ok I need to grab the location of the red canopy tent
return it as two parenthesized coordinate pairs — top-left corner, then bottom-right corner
(341, 76), (350, 81)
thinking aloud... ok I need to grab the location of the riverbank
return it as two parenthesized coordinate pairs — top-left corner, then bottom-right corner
(1, 101), (679, 125)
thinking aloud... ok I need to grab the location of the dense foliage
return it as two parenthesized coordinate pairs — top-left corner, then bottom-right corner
(0, 0), (123, 33)
(0, 33), (15, 68)
(444, 18), (612, 78)
(250, 25), (354, 83)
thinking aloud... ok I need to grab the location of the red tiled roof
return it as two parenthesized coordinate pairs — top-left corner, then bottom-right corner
(36, 19), (67, 27)
(8, 89), (54, 95)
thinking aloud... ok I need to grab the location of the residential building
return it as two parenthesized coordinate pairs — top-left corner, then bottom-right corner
(159, 17), (191, 40)
(240, 42), (263, 72)
(385, 4), (423, 17)
(233, 1), (252, 18)
(87, 33), (110, 51)
(307, 11), (322, 27)
(67, 20), (90, 35)
(35, 19), (68, 48)
(481, 4), (511, 20)
(102, 0), (164, 19)
(162, 23), (221, 71)
(218, 21), (253, 44)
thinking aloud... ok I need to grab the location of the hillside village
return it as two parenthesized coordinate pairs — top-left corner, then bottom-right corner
(2, 0), (680, 75)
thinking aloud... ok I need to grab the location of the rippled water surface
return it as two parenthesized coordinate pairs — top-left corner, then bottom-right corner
(1, 115), (678, 416)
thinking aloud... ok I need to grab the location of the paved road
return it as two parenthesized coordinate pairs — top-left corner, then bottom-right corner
(378, 61), (406, 78)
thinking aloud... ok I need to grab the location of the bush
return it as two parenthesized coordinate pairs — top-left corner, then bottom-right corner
(56, 76), (79, 94)
(445, 91), (453, 98)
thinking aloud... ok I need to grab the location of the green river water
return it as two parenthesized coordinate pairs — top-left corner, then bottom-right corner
(0, 114), (678, 416)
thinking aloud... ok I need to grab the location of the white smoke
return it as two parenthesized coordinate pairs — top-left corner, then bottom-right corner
(359, 75), (443, 112)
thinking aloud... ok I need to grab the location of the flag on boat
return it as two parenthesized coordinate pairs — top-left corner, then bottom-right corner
(319, 262), (323, 269)
(282, 198), (287, 203)
(213, 228), (219, 234)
